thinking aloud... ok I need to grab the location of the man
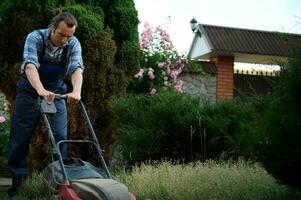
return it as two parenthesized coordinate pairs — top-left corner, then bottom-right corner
(7, 12), (84, 198)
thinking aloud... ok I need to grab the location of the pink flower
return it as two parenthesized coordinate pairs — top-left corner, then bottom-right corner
(134, 68), (144, 78)
(170, 68), (182, 80)
(170, 70), (179, 80)
(158, 62), (165, 68)
(174, 80), (184, 93)
(150, 88), (157, 95)
(148, 68), (155, 80)
(0, 116), (5, 124)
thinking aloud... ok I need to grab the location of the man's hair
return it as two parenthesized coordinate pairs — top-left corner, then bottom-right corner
(51, 12), (78, 29)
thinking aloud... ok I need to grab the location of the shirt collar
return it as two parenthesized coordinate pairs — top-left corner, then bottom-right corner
(45, 28), (69, 48)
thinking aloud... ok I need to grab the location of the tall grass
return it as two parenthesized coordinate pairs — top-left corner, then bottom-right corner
(13, 173), (50, 200)
(2, 160), (299, 200)
(116, 159), (292, 200)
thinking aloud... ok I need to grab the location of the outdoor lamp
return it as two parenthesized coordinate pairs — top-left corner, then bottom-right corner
(190, 18), (198, 32)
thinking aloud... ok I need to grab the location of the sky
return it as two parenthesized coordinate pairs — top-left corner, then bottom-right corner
(134, 0), (301, 56)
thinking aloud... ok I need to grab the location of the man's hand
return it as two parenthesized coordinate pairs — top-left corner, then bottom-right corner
(25, 63), (55, 102)
(36, 88), (55, 102)
(65, 91), (81, 104)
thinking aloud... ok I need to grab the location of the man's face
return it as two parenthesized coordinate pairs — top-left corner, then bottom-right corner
(51, 21), (76, 47)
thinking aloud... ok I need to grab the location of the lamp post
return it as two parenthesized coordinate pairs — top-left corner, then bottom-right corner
(190, 18), (198, 32)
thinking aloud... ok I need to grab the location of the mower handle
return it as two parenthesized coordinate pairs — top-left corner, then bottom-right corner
(40, 94), (112, 179)
(54, 94), (67, 100)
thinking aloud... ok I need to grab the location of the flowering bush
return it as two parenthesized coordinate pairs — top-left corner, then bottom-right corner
(0, 115), (5, 124)
(0, 115), (9, 158)
(128, 22), (187, 95)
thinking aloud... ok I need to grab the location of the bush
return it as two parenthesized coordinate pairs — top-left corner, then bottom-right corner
(198, 99), (259, 159)
(128, 22), (187, 95)
(254, 49), (301, 188)
(110, 92), (200, 164)
(110, 92), (258, 165)
(0, 116), (9, 159)
(61, 4), (104, 41)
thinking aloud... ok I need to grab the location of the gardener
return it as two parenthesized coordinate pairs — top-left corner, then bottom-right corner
(7, 12), (84, 199)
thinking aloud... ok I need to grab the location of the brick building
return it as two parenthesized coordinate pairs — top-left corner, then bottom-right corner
(188, 23), (301, 100)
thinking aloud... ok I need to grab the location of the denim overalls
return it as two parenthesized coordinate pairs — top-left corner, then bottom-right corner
(8, 30), (70, 178)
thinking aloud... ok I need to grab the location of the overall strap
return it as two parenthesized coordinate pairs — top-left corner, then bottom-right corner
(60, 44), (70, 67)
(36, 30), (45, 62)
(36, 29), (70, 67)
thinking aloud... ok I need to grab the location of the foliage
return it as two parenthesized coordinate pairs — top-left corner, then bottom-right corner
(14, 172), (50, 200)
(103, 0), (139, 43)
(253, 49), (301, 188)
(116, 160), (295, 200)
(110, 92), (200, 164)
(188, 59), (206, 74)
(61, 4), (104, 41)
(198, 99), (259, 159)
(110, 92), (259, 165)
(0, 116), (9, 158)
(128, 22), (187, 95)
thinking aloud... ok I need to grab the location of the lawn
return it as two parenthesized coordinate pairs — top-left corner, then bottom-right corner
(0, 187), (9, 200)
(4, 159), (300, 200)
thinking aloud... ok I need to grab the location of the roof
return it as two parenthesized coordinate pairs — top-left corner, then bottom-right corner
(188, 24), (301, 63)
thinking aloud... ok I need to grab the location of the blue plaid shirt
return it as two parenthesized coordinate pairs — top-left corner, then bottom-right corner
(21, 28), (84, 77)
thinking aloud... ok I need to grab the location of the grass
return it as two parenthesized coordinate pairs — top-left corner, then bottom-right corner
(0, 173), (50, 200)
(0, 187), (9, 200)
(116, 159), (297, 200)
(1, 159), (300, 200)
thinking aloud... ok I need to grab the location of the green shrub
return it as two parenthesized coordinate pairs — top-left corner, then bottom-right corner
(199, 99), (258, 159)
(110, 92), (201, 164)
(105, 0), (139, 43)
(254, 49), (301, 188)
(110, 92), (259, 165)
(62, 4), (104, 41)
(0, 118), (10, 158)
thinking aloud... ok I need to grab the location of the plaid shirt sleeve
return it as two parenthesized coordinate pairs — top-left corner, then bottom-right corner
(20, 31), (42, 73)
(67, 37), (84, 77)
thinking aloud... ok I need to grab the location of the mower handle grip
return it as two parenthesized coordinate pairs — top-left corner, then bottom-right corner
(54, 94), (67, 100)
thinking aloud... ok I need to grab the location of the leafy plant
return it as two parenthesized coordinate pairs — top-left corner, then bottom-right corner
(0, 115), (9, 158)
(254, 48), (301, 188)
(110, 92), (201, 164)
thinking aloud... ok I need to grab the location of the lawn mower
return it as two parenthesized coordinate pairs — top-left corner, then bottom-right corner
(39, 96), (136, 200)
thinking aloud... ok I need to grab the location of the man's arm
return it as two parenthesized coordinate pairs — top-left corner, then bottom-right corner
(65, 68), (83, 103)
(25, 63), (55, 101)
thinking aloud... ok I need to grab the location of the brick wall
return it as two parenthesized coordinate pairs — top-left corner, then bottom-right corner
(210, 56), (234, 100)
